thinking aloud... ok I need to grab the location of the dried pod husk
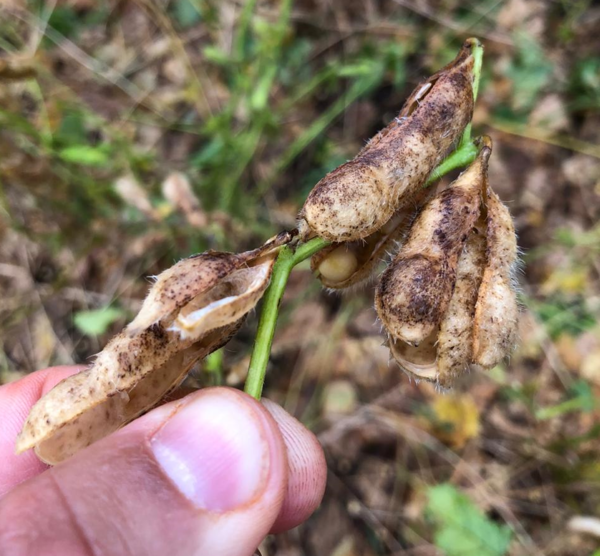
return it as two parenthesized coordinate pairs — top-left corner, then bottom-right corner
(436, 220), (487, 389)
(387, 221), (487, 388)
(129, 230), (290, 333)
(389, 330), (439, 382)
(472, 188), (519, 369)
(21, 326), (238, 465)
(298, 39), (479, 243)
(375, 139), (491, 346)
(311, 187), (435, 289)
(16, 246), (280, 464)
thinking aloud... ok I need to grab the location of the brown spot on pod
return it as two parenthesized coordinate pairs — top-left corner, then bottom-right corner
(299, 39), (478, 243)
(311, 187), (435, 289)
(472, 187), (519, 369)
(15, 242), (281, 464)
(375, 140), (490, 346)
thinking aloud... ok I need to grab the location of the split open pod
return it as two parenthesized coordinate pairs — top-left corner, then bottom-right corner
(375, 137), (519, 388)
(15, 235), (289, 464)
(311, 187), (436, 290)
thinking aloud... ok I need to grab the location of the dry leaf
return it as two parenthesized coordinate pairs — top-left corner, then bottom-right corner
(430, 394), (480, 448)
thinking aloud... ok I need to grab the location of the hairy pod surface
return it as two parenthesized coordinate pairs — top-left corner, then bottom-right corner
(436, 220), (487, 388)
(16, 243), (282, 464)
(299, 39), (478, 243)
(311, 187), (435, 289)
(472, 189), (519, 369)
(375, 140), (491, 346)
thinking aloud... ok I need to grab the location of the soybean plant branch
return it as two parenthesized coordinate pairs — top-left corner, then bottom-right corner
(459, 39), (484, 147)
(244, 237), (328, 399)
(425, 141), (479, 186)
(243, 141), (481, 400)
(244, 40), (485, 400)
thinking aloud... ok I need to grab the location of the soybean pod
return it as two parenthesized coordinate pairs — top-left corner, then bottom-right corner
(299, 39), (479, 243)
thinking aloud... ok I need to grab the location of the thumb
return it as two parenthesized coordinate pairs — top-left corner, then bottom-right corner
(1, 388), (289, 556)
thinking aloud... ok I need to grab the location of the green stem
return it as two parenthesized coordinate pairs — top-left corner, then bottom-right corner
(471, 40), (484, 104)
(244, 237), (329, 399)
(459, 39), (484, 147)
(425, 141), (479, 186)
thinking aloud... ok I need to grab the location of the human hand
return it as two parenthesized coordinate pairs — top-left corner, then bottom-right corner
(0, 366), (327, 556)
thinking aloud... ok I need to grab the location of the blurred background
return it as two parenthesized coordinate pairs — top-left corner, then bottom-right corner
(1, 1), (600, 554)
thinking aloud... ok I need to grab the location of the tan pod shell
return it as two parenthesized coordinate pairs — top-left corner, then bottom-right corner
(129, 230), (290, 332)
(389, 331), (438, 382)
(29, 326), (238, 464)
(436, 221), (487, 388)
(375, 140), (491, 346)
(16, 247), (279, 464)
(472, 189), (519, 369)
(299, 39), (478, 243)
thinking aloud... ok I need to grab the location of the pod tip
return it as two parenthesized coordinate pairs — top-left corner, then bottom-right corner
(475, 135), (493, 163)
(464, 37), (483, 50)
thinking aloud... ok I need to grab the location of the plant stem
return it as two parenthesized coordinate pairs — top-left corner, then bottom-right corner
(425, 141), (479, 186)
(471, 39), (484, 104)
(459, 39), (484, 147)
(244, 237), (329, 399)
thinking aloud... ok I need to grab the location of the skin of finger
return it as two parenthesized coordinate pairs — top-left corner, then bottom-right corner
(3, 368), (327, 536)
(0, 366), (85, 498)
(0, 388), (288, 556)
(262, 400), (327, 534)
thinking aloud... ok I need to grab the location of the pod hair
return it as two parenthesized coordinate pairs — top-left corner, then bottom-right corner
(15, 239), (285, 464)
(298, 38), (479, 243)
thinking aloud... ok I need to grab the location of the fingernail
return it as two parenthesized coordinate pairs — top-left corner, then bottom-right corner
(151, 390), (271, 512)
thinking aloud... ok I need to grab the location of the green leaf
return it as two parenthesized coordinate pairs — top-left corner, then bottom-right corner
(58, 145), (110, 167)
(74, 307), (124, 336)
(427, 484), (512, 556)
(55, 110), (88, 145)
(46, 6), (79, 42)
(202, 45), (231, 66)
